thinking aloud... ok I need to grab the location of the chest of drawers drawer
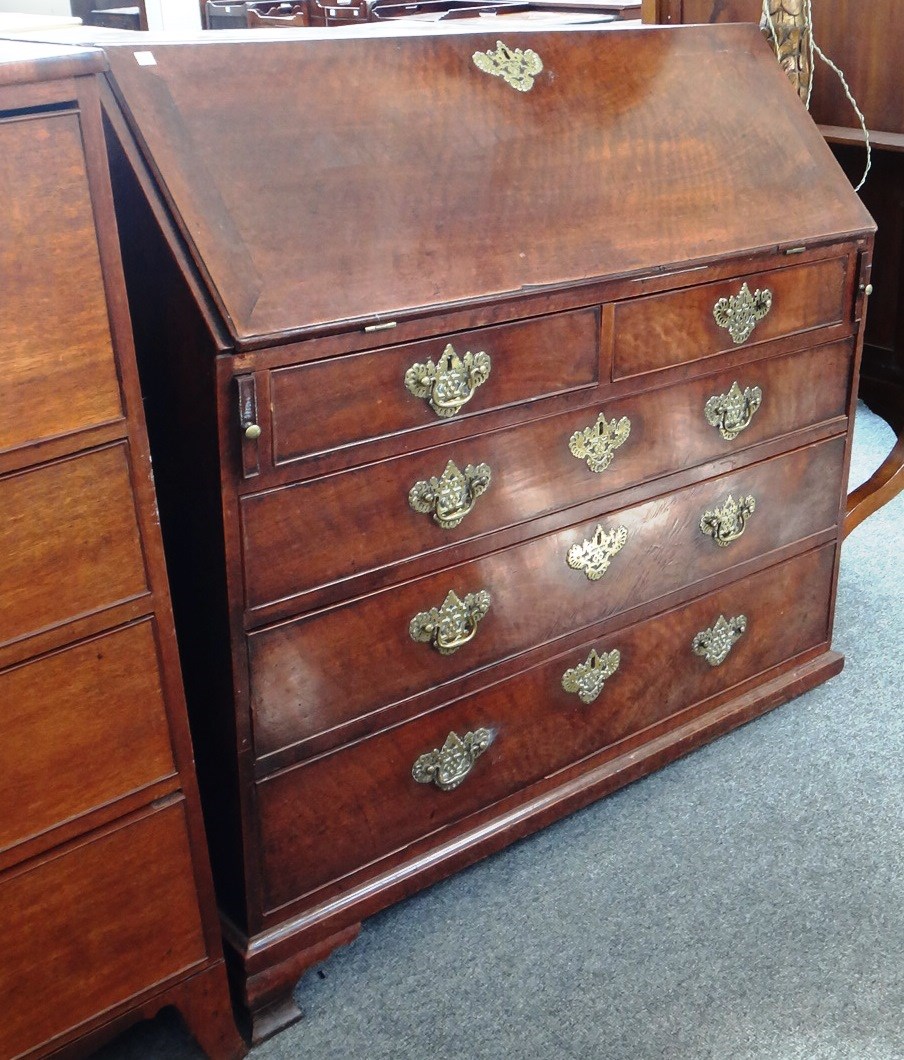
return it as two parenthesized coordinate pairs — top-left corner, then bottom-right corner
(0, 802), (207, 1060)
(256, 542), (836, 912)
(249, 433), (846, 767)
(268, 306), (600, 467)
(0, 445), (149, 649)
(241, 339), (853, 618)
(611, 254), (853, 378)
(0, 620), (176, 855)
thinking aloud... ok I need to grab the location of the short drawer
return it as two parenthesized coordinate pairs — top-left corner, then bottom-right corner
(0, 801), (208, 1059)
(612, 255), (851, 378)
(268, 307), (600, 465)
(257, 543), (836, 909)
(241, 340), (852, 615)
(0, 444), (149, 648)
(249, 434), (846, 763)
(0, 620), (176, 853)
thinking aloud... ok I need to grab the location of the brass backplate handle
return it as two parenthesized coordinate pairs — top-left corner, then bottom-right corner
(404, 344), (491, 418)
(412, 728), (493, 791)
(562, 648), (621, 705)
(692, 614), (748, 666)
(472, 41), (543, 92)
(409, 460), (491, 530)
(569, 413), (631, 473)
(409, 589), (491, 655)
(699, 494), (756, 547)
(713, 282), (773, 344)
(566, 524), (628, 581)
(704, 381), (763, 441)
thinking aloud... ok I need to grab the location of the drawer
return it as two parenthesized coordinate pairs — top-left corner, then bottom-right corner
(257, 543), (836, 909)
(0, 110), (123, 454)
(0, 800), (208, 1059)
(612, 255), (851, 379)
(0, 620), (176, 854)
(268, 307), (600, 466)
(249, 434), (846, 764)
(0, 444), (149, 648)
(241, 340), (853, 615)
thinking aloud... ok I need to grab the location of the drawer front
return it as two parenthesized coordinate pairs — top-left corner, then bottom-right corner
(242, 340), (852, 615)
(0, 801), (207, 1059)
(0, 444), (148, 648)
(612, 256), (850, 378)
(0, 620), (176, 853)
(249, 435), (846, 762)
(258, 543), (836, 909)
(269, 307), (600, 465)
(0, 110), (123, 454)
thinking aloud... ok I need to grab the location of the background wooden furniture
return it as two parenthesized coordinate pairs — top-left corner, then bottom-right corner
(641, 0), (904, 531)
(0, 39), (244, 1060)
(97, 23), (872, 1042)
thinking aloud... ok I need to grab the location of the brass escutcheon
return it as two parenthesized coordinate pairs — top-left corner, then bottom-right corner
(409, 589), (491, 655)
(692, 614), (748, 666)
(561, 648), (621, 705)
(566, 524), (628, 581)
(569, 413), (631, 473)
(699, 494), (756, 547)
(704, 381), (763, 441)
(472, 40), (544, 92)
(404, 344), (491, 418)
(412, 728), (493, 791)
(409, 460), (491, 530)
(713, 282), (773, 344)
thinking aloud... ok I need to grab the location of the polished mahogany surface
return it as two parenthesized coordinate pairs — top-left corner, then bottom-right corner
(0, 40), (244, 1060)
(98, 23), (873, 1043)
(102, 24), (870, 344)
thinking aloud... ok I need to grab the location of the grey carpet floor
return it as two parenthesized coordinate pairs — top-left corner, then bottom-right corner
(97, 402), (903, 1060)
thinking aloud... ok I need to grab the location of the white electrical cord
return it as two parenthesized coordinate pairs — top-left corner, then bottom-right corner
(761, 0), (871, 190)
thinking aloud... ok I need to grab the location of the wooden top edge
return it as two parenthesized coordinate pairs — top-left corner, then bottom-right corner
(0, 37), (107, 86)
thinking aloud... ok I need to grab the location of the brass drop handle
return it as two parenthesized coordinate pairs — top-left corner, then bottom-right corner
(699, 494), (756, 547)
(412, 728), (493, 791)
(692, 614), (747, 666)
(404, 343), (491, 418)
(713, 282), (773, 344)
(704, 382), (763, 441)
(409, 589), (491, 655)
(408, 460), (491, 530)
(566, 524), (628, 581)
(569, 413), (631, 473)
(561, 648), (621, 704)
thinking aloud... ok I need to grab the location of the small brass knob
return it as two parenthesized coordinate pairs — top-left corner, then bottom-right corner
(860, 283), (873, 296)
(244, 423), (262, 440)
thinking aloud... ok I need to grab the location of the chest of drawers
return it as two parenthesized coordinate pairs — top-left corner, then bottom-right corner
(0, 40), (243, 1058)
(97, 22), (874, 1041)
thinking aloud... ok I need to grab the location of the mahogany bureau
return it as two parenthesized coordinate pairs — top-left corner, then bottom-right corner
(0, 40), (243, 1059)
(96, 23), (874, 1040)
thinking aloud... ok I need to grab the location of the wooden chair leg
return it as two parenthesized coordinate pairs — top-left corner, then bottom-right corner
(845, 431), (904, 536)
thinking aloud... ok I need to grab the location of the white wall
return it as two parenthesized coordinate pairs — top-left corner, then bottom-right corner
(0, 0), (74, 16)
(0, 0), (202, 29)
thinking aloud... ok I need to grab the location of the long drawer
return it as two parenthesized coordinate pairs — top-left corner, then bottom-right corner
(0, 801), (208, 1059)
(257, 543), (836, 911)
(241, 340), (852, 616)
(249, 434), (846, 764)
